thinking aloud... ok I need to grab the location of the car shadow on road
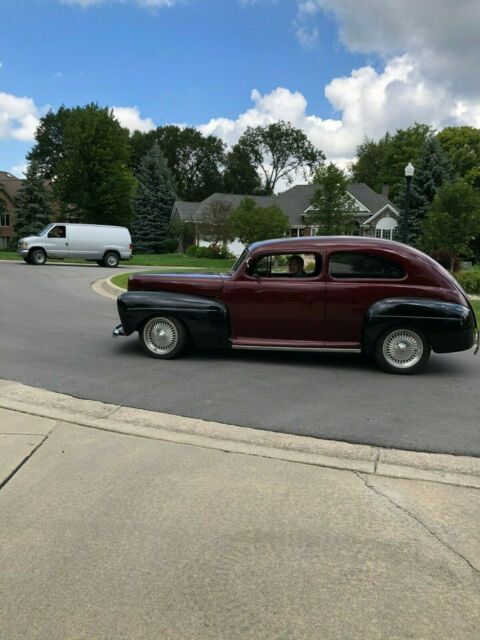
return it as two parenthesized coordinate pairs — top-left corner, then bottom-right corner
(112, 338), (470, 376)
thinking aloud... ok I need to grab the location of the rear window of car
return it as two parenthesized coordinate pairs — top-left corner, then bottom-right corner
(329, 252), (405, 279)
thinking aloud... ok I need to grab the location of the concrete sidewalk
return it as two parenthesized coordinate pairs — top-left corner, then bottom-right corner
(1, 397), (480, 638)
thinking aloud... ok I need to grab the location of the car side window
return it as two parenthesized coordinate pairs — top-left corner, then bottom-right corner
(329, 252), (405, 279)
(48, 225), (66, 239)
(251, 253), (321, 278)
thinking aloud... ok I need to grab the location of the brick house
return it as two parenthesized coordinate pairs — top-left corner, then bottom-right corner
(0, 172), (23, 249)
(171, 183), (400, 255)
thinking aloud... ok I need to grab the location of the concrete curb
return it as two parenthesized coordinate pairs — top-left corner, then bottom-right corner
(1, 379), (479, 488)
(91, 276), (124, 300)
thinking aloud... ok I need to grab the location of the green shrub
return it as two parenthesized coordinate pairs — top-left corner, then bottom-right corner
(185, 244), (234, 259)
(455, 268), (480, 294)
(186, 245), (201, 257)
(161, 238), (179, 253)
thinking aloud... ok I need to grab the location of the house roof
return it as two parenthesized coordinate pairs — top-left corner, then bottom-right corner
(172, 183), (400, 226)
(0, 171), (24, 202)
(347, 183), (399, 216)
(174, 201), (201, 221)
(174, 193), (277, 222)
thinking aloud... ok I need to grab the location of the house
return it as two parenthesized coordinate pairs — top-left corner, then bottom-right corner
(0, 172), (23, 249)
(171, 183), (400, 255)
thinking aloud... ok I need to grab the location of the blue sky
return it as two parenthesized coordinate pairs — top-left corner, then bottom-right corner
(1, 0), (479, 176)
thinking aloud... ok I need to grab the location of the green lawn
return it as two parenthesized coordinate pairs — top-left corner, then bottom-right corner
(471, 299), (480, 319)
(0, 249), (235, 271)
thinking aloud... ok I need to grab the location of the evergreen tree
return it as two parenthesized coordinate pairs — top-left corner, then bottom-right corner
(396, 135), (453, 244)
(13, 161), (55, 244)
(131, 143), (176, 253)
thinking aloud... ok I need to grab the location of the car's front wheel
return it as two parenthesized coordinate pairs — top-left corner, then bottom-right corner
(374, 327), (431, 374)
(30, 249), (47, 265)
(139, 316), (187, 359)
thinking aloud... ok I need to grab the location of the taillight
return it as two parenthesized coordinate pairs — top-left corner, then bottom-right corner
(129, 243), (133, 250)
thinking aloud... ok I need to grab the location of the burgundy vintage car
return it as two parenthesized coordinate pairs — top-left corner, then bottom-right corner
(113, 237), (478, 374)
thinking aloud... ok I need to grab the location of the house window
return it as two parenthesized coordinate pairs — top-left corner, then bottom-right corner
(290, 228), (299, 237)
(375, 216), (397, 240)
(0, 213), (10, 227)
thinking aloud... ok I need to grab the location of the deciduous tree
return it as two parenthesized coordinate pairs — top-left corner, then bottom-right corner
(230, 197), (290, 245)
(420, 181), (480, 272)
(197, 199), (235, 248)
(130, 126), (225, 201)
(237, 122), (324, 195)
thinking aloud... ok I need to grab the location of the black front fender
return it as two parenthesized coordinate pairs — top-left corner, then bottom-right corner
(362, 297), (476, 354)
(117, 291), (231, 349)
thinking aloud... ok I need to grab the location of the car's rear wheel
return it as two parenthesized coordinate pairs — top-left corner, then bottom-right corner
(103, 252), (119, 268)
(374, 327), (431, 374)
(30, 249), (47, 265)
(23, 257), (32, 264)
(139, 316), (186, 359)
(96, 260), (104, 266)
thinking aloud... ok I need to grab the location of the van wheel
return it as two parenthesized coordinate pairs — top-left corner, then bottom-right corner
(30, 249), (47, 265)
(103, 252), (119, 268)
(374, 327), (431, 374)
(96, 260), (104, 266)
(23, 257), (32, 264)
(139, 316), (186, 359)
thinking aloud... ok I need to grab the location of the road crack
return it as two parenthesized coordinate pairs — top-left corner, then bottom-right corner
(354, 471), (480, 577)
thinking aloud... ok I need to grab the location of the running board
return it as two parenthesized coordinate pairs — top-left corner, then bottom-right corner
(232, 345), (361, 353)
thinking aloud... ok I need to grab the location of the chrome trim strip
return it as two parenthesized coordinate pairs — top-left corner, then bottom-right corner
(232, 346), (361, 353)
(474, 330), (479, 356)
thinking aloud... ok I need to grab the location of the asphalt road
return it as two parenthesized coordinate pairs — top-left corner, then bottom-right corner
(1, 260), (479, 456)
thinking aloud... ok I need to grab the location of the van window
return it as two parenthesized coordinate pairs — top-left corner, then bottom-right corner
(48, 225), (66, 239)
(329, 252), (405, 279)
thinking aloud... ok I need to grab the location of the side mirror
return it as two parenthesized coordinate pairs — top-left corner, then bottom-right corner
(245, 257), (253, 273)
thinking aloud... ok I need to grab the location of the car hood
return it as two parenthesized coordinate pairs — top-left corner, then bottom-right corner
(19, 235), (42, 243)
(128, 272), (229, 295)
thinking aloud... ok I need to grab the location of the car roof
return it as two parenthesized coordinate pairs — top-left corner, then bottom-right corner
(249, 236), (409, 253)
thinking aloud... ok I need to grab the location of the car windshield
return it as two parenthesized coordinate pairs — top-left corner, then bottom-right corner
(37, 223), (54, 236)
(230, 248), (248, 274)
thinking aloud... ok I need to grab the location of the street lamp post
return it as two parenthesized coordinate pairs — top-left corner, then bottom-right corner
(403, 162), (415, 244)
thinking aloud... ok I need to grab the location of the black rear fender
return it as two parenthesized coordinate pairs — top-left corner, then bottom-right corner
(362, 297), (476, 355)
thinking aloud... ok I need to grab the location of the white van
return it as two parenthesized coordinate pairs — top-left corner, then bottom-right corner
(17, 223), (132, 267)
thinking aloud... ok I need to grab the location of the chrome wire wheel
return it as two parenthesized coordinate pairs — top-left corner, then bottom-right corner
(382, 329), (424, 369)
(140, 315), (186, 359)
(144, 317), (178, 356)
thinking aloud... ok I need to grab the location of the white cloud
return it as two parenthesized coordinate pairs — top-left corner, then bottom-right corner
(10, 163), (28, 178)
(297, 0), (480, 96)
(112, 106), (156, 132)
(0, 93), (40, 141)
(199, 57), (480, 172)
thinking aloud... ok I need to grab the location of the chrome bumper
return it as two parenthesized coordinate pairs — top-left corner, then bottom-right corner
(112, 324), (125, 338)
